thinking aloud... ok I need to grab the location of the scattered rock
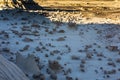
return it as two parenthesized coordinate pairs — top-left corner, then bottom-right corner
(57, 37), (65, 41)
(21, 45), (30, 51)
(35, 46), (41, 51)
(32, 30), (40, 36)
(80, 64), (85, 68)
(16, 41), (19, 45)
(3, 17), (9, 20)
(64, 68), (72, 75)
(22, 37), (33, 42)
(2, 48), (10, 52)
(57, 56), (61, 60)
(21, 17), (28, 21)
(80, 68), (85, 72)
(86, 53), (93, 59)
(11, 30), (19, 35)
(97, 53), (104, 57)
(32, 73), (45, 80)
(32, 73), (41, 79)
(106, 46), (119, 51)
(85, 45), (92, 50)
(81, 59), (86, 64)
(48, 31), (53, 34)
(21, 26), (31, 31)
(105, 34), (113, 38)
(50, 73), (57, 80)
(66, 76), (73, 80)
(104, 69), (116, 74)
(116, 58), (120, 63)
(107, 61), (116, 67)
(48, 60), (62, 72)
(68, 22), (77, 30)
(58, 30), (65, 33)
(71, 55), (80, 60)
(51, 50), (60, 54)
(31, 23), (40, 28)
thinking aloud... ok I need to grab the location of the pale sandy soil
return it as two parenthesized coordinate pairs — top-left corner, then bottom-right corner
(37, 0), (120, 21)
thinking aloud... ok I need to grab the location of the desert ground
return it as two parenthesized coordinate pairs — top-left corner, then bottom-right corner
(38, 0), (120, 19)
(0, 0), (120, 80)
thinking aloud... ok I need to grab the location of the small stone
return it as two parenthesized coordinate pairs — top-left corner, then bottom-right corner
(118, 68), (120, 71)
(21, 17), (28, 20)
(35, 57), (40, 63)
(95, 70), (98, 74)
(49, 31), (53, 34)
(40, 74), (45, 80)
(16, 42), (19, 45)
(31, 23), (40, 28)
(117, 78), (120, 80)
(45, 54), (49, 57)
(50, 73), (57, 80)
(78, 49), (83, 52)
(68, 22), (77, 30)
(58, 30), (65, 33)
(85, 45), (92, 50)
(57, 37), (65, 41)
(57, 56), (61, 60)
(48, 60), (62, 72)
(107, 62), (116, 67)
(22, 37), (33, 42)
(32, 73), (40, 79)
(86, 53), (93, 59)
(2, 48), (10, 52)
(81, 59), (86, 64)
(42, 46), (46, 50)
(80, 68), (85, 72)
(104, 69), (116, 74)
(106, 75), (110, 78)
(105, 34), (113, 38)
(4, 34), (9, 38)
(2, 41), (5, 44)
(66, 76), (73, 80)
(97, 53), (104, 57)
(66, 68), (72, 74)
(75, 78), (79, 80)
(9, 57), (14, 62)
(45, 29), (49, 32)
(116, 58), (120, 63)
(52, 50), (60, 54)
(35, 47), (41, 51)
(80, 64), (85, 68)
(3, 17), (9, 20)
(106, 46), (118, 51)
(71, 55), (80, 60)
(22, 45), (30, 51)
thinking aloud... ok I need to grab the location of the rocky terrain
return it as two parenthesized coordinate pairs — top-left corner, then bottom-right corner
(0, 0), (120, 80)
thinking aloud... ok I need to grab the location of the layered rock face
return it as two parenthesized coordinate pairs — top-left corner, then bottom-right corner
(0, 55), (29, 80)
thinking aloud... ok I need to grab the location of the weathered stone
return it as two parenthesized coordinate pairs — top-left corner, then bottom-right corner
(0, 55), (29, 80)
(16, 53), (40, 75)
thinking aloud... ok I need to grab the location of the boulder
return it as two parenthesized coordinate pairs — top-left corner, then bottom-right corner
(0, 55), (29, 80)
(16, 53), (40, 75)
